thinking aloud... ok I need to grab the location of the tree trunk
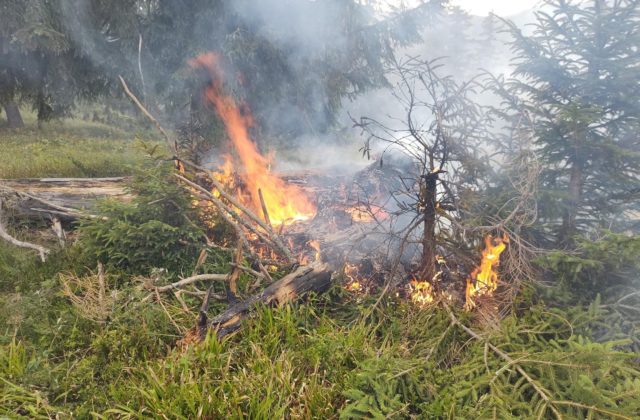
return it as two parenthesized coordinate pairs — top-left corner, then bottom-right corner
(559, 162), (583, 246)
(421, 171), (440, 282)
(3, 102), (24, 129)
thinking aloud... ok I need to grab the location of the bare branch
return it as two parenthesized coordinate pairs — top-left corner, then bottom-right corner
(0, 199), (49, 261)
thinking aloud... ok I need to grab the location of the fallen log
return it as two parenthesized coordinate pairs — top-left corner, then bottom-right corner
(0, 177), (130, 220)
(200, 260), (332, 339)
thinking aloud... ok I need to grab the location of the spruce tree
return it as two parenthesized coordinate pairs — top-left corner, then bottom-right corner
(501, 0), (640, 245)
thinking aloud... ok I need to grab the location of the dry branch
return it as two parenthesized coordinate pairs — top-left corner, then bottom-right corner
(153, 273), (229, 292)
(258, 188), (272, 228)
(0, 199), (50, 261)
(174, 173), (294, 263)
(204, 260), (332, 339)
(0, 177), (127, 220)
(177, 159), (293, 261)
(119, 76), (176, 154)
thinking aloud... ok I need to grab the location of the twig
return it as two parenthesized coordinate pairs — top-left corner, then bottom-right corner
(230, 263), (265, 279)
(550, 400), (633, 420)
(153, 273), (228, 292)
(137, 34), (146, 100)
(228, 240), (243, 295)
(258, 188), (272, 229)
(97, 262), (105, 308)
(118, 76), (175, 154)
(446, 306), (563, 419)
(154, 288), (184, 333)
(0, 199), (49, 261)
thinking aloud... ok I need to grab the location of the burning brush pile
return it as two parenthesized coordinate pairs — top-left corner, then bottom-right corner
(158, 52), (519, 341)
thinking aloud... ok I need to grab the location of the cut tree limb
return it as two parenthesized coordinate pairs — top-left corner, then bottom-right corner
(204, 260), (332, 339)
(0, 199), (49, 261)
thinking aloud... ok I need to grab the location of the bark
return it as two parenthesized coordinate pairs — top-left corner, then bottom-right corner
(559, 160), (584, 247)
(201, 261), (332, 339)
(3, 102), (24, 129)
(421, 171), (440, 282)
(0, 177), (129, 221)
(559, 163), (583, 246)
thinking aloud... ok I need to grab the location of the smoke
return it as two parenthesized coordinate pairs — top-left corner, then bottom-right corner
(49, 0), (538, 173)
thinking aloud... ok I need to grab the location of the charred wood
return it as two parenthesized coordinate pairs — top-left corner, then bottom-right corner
(202, 261), (332, 339)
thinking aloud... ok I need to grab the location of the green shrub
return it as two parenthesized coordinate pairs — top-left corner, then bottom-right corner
(538, 232), (640, 303)
(77, 163), (205, 276)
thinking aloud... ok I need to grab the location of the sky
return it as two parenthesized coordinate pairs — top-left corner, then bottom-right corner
(451, 0), (540, 16)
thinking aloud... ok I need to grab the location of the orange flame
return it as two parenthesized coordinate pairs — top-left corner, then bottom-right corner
(190, 53), (316, 226)
(465, 234), (509, 310)
(409, 278), (434, 306)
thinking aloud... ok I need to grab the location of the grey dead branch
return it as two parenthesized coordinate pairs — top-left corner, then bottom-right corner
(0, 177), (130, 260)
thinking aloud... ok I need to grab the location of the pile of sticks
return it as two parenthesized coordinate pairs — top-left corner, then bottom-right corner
(118, 77), (336, 341)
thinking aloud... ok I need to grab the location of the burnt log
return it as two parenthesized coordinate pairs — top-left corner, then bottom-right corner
(201, 261), (332, 339)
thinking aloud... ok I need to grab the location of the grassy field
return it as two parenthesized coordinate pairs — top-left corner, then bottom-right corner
(1, 111), (639, 419)
(0, 110), (160, 179)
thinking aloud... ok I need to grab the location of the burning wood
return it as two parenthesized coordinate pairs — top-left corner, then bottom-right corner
(190, 52), (317, 227)
(344, 262), (367, 293)
(465, 234), (509, 311)
(116, 59), (521, 348)
(409, 278), (435, 306)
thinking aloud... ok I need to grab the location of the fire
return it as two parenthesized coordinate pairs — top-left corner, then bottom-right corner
(409, 279), (434, 306)
(465, 234), (509, 310)
(344, 262), (366, 293)
(190, 53), (316, 226)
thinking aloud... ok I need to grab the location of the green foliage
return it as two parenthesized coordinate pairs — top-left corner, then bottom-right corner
(1, 273), (639, 419)
(77, 163), (205, 276)
(495, 0), (640, 243)
(539, 232), (640, 302)
(0, 0), (115, 121)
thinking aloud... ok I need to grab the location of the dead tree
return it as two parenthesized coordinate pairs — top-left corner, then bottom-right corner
(353, 57), (492, 283)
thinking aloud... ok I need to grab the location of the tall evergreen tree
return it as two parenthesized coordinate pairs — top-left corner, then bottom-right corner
(0, 0), (128, 127)
(499, 0), (640, 245)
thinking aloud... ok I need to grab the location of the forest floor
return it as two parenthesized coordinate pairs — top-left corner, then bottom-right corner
(0, 115), (639, 419)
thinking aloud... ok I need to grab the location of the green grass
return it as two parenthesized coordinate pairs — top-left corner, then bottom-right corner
(0, 110), (161, 179)
(0, 110), (639, 419)
(1, 285), (639, 419)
